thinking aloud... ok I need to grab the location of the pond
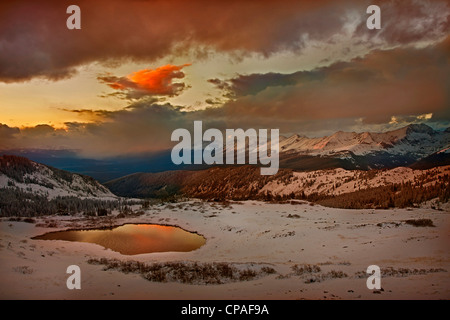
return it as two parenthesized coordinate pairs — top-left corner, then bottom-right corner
(32, 224), (206, 255)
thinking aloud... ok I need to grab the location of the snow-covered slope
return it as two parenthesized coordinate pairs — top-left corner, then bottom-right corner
(260, 165), (450, 197)
(106, 162), (450, 206)
(0, 155), (116, 200)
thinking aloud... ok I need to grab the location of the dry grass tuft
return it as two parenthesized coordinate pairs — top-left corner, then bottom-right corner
(404, 218), (435, 227)
(87, 258), (277, 285)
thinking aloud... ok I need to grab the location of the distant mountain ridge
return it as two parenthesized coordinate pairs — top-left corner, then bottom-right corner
(281, 124), (443, 155)
(1, 155), (448, 210)
(278, 124), (450, 170)
(1, 124), (449, 180)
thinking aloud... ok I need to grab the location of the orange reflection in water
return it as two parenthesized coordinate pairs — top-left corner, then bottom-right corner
(33, 224), (206, 255)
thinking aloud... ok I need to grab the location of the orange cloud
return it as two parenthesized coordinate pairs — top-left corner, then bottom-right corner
(128, 64), (191, 94)
(99, 64), (191, 99)
(108, 83), (126, 90)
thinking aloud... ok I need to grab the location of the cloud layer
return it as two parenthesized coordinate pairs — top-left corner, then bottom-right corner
(0, 0), (448, 82)
(1, 37), (449, 157)
(1, 0), (448, 157)
(210, 36), (450, 126)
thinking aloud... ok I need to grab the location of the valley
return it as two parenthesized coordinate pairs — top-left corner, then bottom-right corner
(0, 125), (449, 300)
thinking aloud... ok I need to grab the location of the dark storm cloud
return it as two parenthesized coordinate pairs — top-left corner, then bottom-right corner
(1, 35), (449, 156)
(211, 36), (450, 125)
(356, 0), (450, 45)
(0, 124), (20, 149)
(0, 0), (448, 82)
(60, 108), (114, 118)
(209, 71), (324, 98)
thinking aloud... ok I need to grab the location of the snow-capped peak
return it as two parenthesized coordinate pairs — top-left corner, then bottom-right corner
(279, 124), (449, 158)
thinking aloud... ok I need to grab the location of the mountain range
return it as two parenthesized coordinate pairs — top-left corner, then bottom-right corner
(102, 123), (450, 202)
(0, 123), (449, 205)
(0, 153), (448, 212)
(1, 124), (449, 182)
(278, 124), (450, 170)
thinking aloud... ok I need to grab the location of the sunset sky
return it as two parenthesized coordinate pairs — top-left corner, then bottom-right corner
(0, 0), (449, 157)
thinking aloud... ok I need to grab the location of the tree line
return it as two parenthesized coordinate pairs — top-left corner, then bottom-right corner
(0, 187), (138, 217)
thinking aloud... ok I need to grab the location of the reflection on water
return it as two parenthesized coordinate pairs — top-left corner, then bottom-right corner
(32, 224), (206, 255)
